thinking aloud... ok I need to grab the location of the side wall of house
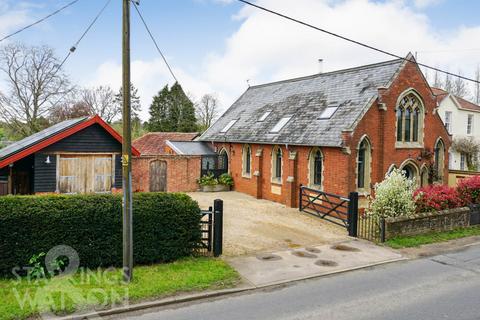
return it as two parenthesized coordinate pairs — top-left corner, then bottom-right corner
(213, 142), (349, 207)
(132, 155), (201, 193)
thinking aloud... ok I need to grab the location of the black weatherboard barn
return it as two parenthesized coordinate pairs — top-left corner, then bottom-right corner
(0, 115), (140, 195)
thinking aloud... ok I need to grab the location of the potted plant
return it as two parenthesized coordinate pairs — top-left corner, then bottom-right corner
(198, 173), (218, 192)
(216, 173), (234, 191)
(457, 175), (480, 225)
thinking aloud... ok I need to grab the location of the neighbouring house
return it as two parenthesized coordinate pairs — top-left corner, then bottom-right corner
(132, 132), (213, 193)
(199, 54), (451, 208)
(0, 115), (140, 195)
(433, 87), (480, 171)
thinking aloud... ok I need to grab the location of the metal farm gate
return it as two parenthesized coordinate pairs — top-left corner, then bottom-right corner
(299, 185), (388, 242)
(197, 199), (224, 257)
(299, 185), (358, 237)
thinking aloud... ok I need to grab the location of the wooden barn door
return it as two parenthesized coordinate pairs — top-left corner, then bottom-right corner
(58, 155), (113, 194)
(149, 160), (167, 192)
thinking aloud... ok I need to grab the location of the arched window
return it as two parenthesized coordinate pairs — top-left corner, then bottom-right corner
(272, 146), (282, 183)
(399, 159), (420, 186)
(309, 148), (323, 188)
(218, 148), (228, 173)
(242, 145), (251, 177)
(396, 92), (424, 144)
(434, 139), (445, 182)
(357, 137), (371, 190)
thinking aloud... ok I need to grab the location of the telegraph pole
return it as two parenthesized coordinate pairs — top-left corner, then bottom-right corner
(122, 0), (133, 283)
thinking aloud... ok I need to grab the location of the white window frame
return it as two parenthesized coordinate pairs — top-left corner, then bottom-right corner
(258, 111), (272, 122)
(270, 116), (292, 133)
(460, 153), (466, 171)
(319, 106), (338, 119)
(467, 114), (474, 135)
(444, 111), (452, 133)
(220, 119), (238, 133)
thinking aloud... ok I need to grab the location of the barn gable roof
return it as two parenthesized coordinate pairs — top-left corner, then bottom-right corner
(200, 57), (407, 147)
(0, 115), (140, 169)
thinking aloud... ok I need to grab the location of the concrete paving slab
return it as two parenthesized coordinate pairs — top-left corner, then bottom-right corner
(226, 239), (404, 287)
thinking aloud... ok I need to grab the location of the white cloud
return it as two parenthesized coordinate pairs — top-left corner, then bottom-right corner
(413, 0), (444, 9)
(90, 0), (480, 121)
(0, 1), (32, 40)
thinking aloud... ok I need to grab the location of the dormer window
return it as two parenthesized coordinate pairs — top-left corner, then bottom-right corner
(220, 119), (237, 133)
(396, 92), (424, 146)
(258, 111), (272, 122)
(319, 106), (338, 119)
(270, 116), (292, 133)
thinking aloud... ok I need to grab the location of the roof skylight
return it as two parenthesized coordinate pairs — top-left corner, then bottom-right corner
(270, 116), (292, 133)
(258, 111), (272, 122)
(319, 106), (338, 119)
(220, 119), (238, 133)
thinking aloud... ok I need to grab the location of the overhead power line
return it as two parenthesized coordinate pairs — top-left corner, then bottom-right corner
(48, 0), (112, 109)
(0, 0), (81, 43)
(54, 0), (112, 75)
(131, 0), (179, 83)
(237, 0), (480, 85)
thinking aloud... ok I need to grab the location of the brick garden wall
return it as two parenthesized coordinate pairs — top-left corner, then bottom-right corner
(132, 155), (201, 193)
(385, 207), (471, 239)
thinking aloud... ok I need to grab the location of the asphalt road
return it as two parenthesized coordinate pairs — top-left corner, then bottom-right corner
(115, 243), (480, 320)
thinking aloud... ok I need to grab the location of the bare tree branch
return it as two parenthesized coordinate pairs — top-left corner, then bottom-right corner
(0, 43), (73, 137)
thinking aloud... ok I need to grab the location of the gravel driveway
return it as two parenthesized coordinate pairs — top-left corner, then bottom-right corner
(188, 191), (347, 256)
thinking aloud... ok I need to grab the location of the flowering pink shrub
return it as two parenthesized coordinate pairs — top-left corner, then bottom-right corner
(414, 185), (465, 213)
(457, 175), (480, 205)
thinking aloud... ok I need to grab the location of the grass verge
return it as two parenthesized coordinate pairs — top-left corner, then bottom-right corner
(0, 257), (239, 320)
(385, 225), (480, 249)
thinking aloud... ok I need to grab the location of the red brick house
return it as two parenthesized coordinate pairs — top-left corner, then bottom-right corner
(199, 54), (451, 208)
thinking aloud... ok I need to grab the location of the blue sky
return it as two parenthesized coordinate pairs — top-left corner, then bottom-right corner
(0, 0), (479, 119)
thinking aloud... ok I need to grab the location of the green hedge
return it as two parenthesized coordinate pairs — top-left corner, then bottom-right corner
(0, 193), (201, 277)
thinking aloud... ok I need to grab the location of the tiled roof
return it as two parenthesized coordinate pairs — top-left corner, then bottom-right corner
(432, 87), (480, 112)
(199, 58), (406, 147)
(165, 141), (216, 155)
(133, 132), (199, 155)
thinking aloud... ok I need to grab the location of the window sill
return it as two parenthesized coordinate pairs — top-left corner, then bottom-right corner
(242, 173), (252, 179)
(395, 142), (423, 149)
(271, 179), (282, 185)
(308, 184), (322, 191)
(356, 189), (370, 197)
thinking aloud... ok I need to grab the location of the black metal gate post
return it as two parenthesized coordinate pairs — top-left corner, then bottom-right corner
(213, 199), (223, 257)
(347, 192), (359, 237)
(298, 184), (303, 211)
(380, 218), (386, 243)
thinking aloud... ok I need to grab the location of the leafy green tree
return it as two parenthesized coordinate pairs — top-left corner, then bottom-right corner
(147, 82), (198, 132)
(147, 85), (172, 132)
